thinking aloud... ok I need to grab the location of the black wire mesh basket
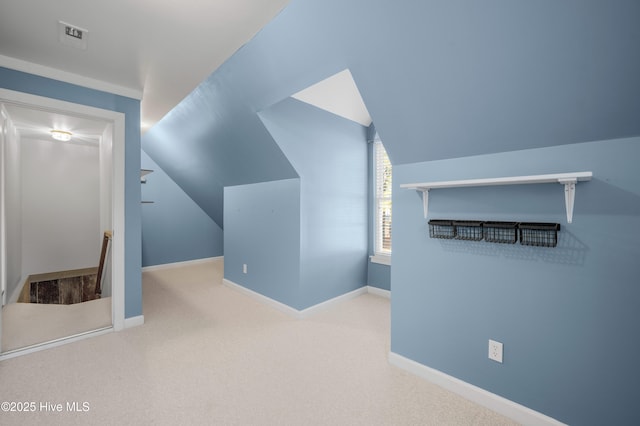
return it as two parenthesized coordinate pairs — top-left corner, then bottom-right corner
(483, 222), (518, 244)
(428, 220), (456, 239)
(453, 221), (484, 241)
(519, 223), (561, 248)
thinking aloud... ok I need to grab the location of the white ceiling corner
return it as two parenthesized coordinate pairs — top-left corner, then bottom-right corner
(291, 69), (372, 127)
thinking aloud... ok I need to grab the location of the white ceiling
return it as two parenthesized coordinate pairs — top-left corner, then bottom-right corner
(291, 69), (372, 127)
(0, 0), (291, 131)
(0, 1), (370, 137)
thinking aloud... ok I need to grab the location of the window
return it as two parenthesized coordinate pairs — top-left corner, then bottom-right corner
(373, 140), (391, 263)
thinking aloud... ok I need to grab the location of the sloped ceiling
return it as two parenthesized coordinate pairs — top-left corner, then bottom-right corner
(143, 0), (640, 227)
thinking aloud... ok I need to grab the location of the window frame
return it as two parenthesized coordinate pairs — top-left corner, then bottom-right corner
(371, 140), (391, 265)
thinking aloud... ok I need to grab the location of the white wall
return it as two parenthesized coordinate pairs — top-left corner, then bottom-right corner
(21, 137), (100, 276)
(1, 107), (22, 304)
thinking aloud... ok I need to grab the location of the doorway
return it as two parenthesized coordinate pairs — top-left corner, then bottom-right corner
(0, 88), (125, 357)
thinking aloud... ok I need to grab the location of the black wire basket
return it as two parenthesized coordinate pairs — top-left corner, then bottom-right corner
(483, 222), (518, 244)
(519, 223), (561, 248)
(453, 221), (484, 241)
(428, 220), (456, 239)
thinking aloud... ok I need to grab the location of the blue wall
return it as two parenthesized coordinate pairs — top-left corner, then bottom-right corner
(392, 137), (640, 426)
(258, 98), (368, 308)
(142, 0), (639, 297)
(135, 0), (639, 422)
(140, 150), (223, 267)
(224, 179), (301, 308)
(367, 261), (390, 291)
(0, 66), (142, 318)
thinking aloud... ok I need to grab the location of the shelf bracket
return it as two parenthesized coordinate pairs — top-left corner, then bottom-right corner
(558, 178), (577, 224)
(420, 189), (429, 219)
(140, 169), (153, 184)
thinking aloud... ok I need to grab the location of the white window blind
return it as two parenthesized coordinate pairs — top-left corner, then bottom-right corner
(374, 140), (392, 256)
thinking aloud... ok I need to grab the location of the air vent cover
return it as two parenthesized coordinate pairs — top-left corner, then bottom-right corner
(58, 21), (89, 50)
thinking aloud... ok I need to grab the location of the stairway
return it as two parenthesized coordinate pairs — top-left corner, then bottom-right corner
(18, 268), (100, 305)
(16, 231), (112, 306)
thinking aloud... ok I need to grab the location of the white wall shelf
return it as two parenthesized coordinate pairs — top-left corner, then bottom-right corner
(400, 171), (593, 223)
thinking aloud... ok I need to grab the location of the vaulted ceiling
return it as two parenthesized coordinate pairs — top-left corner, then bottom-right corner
(141, 0), (640, 228)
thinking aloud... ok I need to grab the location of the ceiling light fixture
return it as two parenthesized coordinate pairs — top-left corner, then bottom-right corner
(50, 130), (72, 141)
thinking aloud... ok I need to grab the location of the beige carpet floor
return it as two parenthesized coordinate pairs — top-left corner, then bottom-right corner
(0, 259), (517, 425)
(1, 297), (112, 352)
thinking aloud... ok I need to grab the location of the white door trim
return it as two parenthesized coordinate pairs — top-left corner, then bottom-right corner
(0, 88), (126, 339)
(0, 54), (143, 100)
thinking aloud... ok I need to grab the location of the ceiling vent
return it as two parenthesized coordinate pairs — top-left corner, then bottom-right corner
(58, 21), (89, 50)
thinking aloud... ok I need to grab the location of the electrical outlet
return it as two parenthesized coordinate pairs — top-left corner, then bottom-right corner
(488, 339), (503, 363)
(242, 264), (247, 274)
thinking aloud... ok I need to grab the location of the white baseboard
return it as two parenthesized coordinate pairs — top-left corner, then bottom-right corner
(124, 315), (145, 329)
(222, 279), (301, 317)
(299, 287), (368, 318)
(388, 352), (566, 426)
(142, 256), (223, 272)
(367, 286), (390, 299)
(222, 278), (369, 319)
